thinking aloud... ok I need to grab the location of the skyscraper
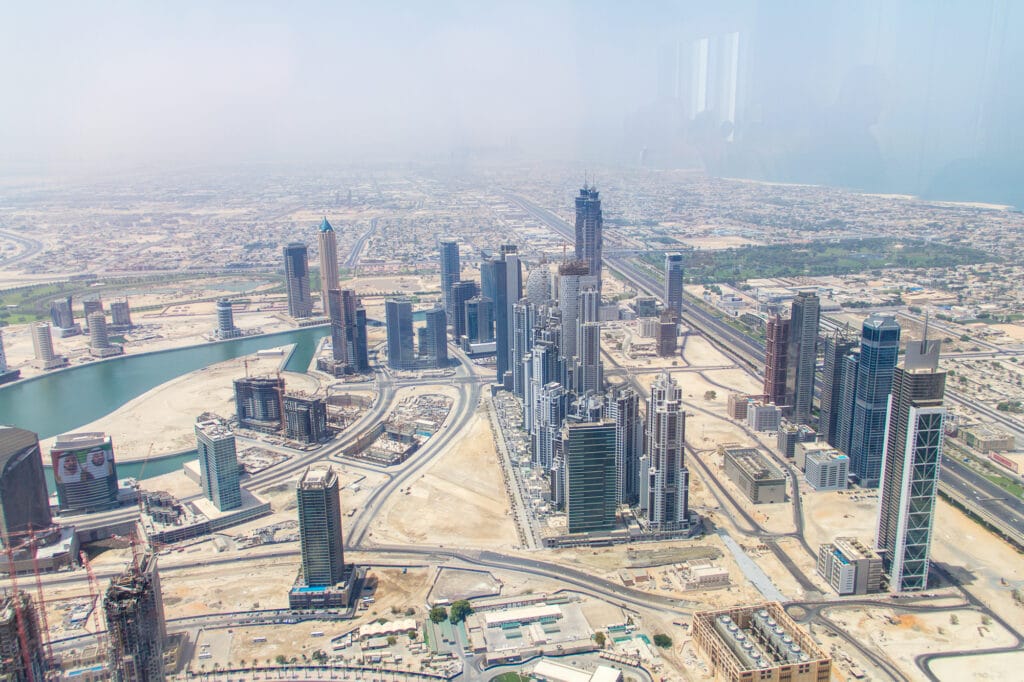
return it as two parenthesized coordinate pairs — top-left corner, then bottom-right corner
(876, 338), (946, 592)
(449, 280), (477, 341)
(424, 306), (448, 368)
(664, 252), (685, 320)
(284, 395), (329, 444)
(0, 426), (52, 538)
(502, 244), (523, 371)
(49, 295), (74, 330)
(657, 310), (677, 357)
(297, 466), (345, 586)
(83, 297), (104, 320)
(51, 432), (119, 513)
(820, 331), (858, 447)
(834, 349), (861, 457)
(439, 239), (460, 325)
(525, 339), (563, 436)
(525, 265), (551, 305)
(215, 298), (240, 339)
(0, 592), (46, 682)
(283, 242), (313, 318)
(385, 298), (415, 370)
(465, 296), (494, 343)
(763, 314), (789, 407)
(195, 414), (241, 511)
(327, 289), (348, 364)
(563, 420), (618, 533)
(110, 298), (132, 329)
(31, 321), (65, 370)
(484, 258), (510, 381)
(104, 551), (166, 682)
(350, 303), (370, 373)
(317, 217), (339, 312)
(574, 186), (603, 292)
(849, 315), (901, 486)
(785, 292), (821, 424)
(534, 382), (567, 470)
(642, 372), (690, 531)
(576, 321), (603, 395)
(605, 387), (643, 505)
(556, 261), (597, 365)
(511, 300), (535, 399)
(234, 376), (285, 432)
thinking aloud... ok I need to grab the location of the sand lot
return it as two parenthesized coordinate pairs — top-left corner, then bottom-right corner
(368, 396), (516, 549)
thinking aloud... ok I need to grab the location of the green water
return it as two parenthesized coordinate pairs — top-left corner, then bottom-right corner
(0, 325), (329, 440)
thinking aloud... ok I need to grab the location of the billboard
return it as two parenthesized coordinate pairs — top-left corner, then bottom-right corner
(51, 437), (119, 512)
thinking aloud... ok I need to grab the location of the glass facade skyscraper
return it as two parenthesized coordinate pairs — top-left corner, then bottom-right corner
(297, 466), (345, 586)
(849, 314), (901, 486)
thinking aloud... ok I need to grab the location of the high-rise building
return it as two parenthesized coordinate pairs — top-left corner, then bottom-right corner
(51, 432), (119, 513)
(525, 340), (564, 437)
(763, 314), (789, 407)
(110, 298), (132, 329)
(449, 280), (477, 341)
(785, 292), (820, 424)
(83, 297), (104, 320)
(283, 242), (313, 318)
(605, 387), (643, 505)
(534, 382), (567, 470)
(664, 252), (685, 320)
(234, 376), (285, 433)
(326, 289), (348, 364)
(834, 349), (861, 457)
(424, 306), (448, 368)
(0, 592), (46, 682)
(0, 426), (52, 538)
(556, 261), (597, 364)
(465, 296), (494, 343)
(849, 315), (901, 486)
(483, 258), (510, 381)
(0, 330), (14, 384)
(195, 414), (241, 511)
(576, 321), (603, 395)
(297, 466), (345, 586)
(876, 338), (946, 592)
(820, 332), (858, 447)
(525, 265), (551, 305)
(88, 311), (109, 349)
(439, 239), (461, 325)
(350, 303), (370, 373)
(642, 372), (690, 531)
(284, 395), (329, 444)
(0, 331), (6, 373)
(657, 310), (677, 357)
(574, 186), (604, 292)
(49, 296), (74, 330)
(317, 217), (339, 312)
(502, 244), (523, 372)
(215, 298), (240, 339)
(385, 298), (415, 370)
(104, 551), (167, 682)
(563, 420), (617, 534)
(511, 300), (535, 399)
(30, 322), (66, 370)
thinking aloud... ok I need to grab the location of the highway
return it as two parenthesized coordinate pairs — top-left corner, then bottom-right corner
(0, 228), (44, 267)
(344, 218), (377, 268)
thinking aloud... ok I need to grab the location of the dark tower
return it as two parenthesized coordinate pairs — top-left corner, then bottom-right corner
(763, 314), (789, 407)
(297, 466), (345, 586)
(574, 186), (604, 292)
(439, 239), (460, 326)
(785, 292), (821, 424)
(283, 242), (313, 318)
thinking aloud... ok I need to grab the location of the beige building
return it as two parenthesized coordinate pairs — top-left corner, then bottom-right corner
(722, 446), (786, 504)
(693, 603), (831, 682)
(817, 537), (882, 595)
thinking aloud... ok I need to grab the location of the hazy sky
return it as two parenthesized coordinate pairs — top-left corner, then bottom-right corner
(1, 1), (676, 169)
(4, 2), (1024, 206)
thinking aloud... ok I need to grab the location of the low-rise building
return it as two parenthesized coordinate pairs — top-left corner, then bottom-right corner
(776, 421), (816, 458)
(693, 603), (831, 682)
(721, 446), (786, 504)
(962, 425), (1016, 452)
(804, 449), (849, 491)
(746, 401), (781, 432)
(817, 537), (883, 595)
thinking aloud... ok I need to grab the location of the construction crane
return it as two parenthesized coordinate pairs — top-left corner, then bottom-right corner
(3, 538), (37, 682)
(27, 530), (54, 665)
(79, 550), (107, 655)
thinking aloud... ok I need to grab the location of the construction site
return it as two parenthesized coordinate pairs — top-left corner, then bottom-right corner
(340, 394), (452, 466)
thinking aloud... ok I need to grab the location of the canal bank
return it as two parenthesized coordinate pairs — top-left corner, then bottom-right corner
(0, 325), (330, 440)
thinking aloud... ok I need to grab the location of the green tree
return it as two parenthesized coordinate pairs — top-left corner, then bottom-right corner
(450, 599), (473, 624)
(275, 655), (287, 665)
(704, 390), (717, 401)
(593, 631), (606, 648)
(387, 635), (397, 646)
(429, 605), (448, 623)
(652, 633), (673, 649)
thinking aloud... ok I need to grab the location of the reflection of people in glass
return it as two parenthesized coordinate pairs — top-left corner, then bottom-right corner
(84, 448), (111, 480)
(59, 454), (83, 483)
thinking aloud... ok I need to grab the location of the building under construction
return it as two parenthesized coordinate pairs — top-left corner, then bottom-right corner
(103, 552), (166, 681)
(693, 602), (830, 682)
(0, 591), (46, 682)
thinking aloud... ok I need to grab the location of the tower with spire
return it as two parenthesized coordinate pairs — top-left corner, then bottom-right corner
(317, 217), (339, 313)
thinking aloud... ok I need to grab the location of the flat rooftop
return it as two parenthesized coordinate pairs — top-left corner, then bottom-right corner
(724, 447), (785, 482)
(53, 432), (110, 449)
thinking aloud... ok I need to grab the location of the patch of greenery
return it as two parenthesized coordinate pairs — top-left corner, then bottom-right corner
(640, 238), (994, 284)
